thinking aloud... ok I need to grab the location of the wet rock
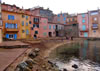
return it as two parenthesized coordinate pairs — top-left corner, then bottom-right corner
(15, 62), (31, 71)
(34, 48), (40, 53)
(28, 51), (38, 59)
(25, 59), (36, 69)
(72, 64), (78, 69)
(48, 60), (54, 67)
(63, 68), (67, 71)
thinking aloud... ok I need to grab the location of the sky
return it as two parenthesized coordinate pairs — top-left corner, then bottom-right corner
(2, 0), (100, 14)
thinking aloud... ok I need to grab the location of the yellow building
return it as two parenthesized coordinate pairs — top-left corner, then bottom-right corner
(0, 0), (2, 43)
(2, 3), (31, 40)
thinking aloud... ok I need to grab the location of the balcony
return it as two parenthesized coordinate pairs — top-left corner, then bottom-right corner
(3, 20), (19, 24)
(92, 27), (98, 30)
(80, 29), (88, 32)
(5, 28), (18, 32)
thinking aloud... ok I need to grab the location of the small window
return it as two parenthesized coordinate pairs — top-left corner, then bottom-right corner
(53, 25), (55, 29)
(22, 30), (25, 33)
(26, 22), (28, 26)
(22, 15), (25, 18)
(94, 17), (97, 21)
(22, 21), (24, 26)
(93, 30), (96, 33)
(57, 14), (60, 17)
(49, 25), (51, 29)
(26, 16), (28, 20)
(26, 29), (29, 35)
(43, 26), (47, 30)
(43, 32), (47, 36)
(37, 24), (39, 28)
(35, 31), (38, 34)
(82, 14), (85, 18)
(29, 21), (31, 24)
(82, 19), (85, 23)
(31, 27), (33, 30)
(33, 24), (35, 27)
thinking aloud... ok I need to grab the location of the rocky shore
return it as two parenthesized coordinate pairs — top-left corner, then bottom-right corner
(4, 39), (69, 71)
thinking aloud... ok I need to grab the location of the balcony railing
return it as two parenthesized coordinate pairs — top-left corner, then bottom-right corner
(5, 28), (18, 32)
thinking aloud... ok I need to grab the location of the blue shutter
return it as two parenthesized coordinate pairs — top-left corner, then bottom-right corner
(12, 16), (14, 20)
(8, 15), (10, 20)
(13, 16), (15, 20)
(6, 34), (9, 38)
(82, 25), (86, 31)
(16, 24), (17, 29)
(14, 34), (17, 40)
(5, 23), (8, 28)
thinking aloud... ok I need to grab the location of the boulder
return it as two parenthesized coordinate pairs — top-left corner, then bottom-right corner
(15, 62), (31, 71)
(63, 68), (67, 71)
(28, 52), (38, 59)
(72, 64), (78, 69)
(25, 59), (36, 69)
(34, 48), (40, 53)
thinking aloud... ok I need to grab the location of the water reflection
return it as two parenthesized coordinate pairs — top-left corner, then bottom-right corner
(49, 40), (100, 70)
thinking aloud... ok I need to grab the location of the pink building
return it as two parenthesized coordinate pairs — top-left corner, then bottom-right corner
(39, 17), (49, 38)
(77, 13), (89, 37)
(48, 22), (56, 37)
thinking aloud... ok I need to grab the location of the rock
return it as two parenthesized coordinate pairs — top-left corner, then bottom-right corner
(48, 60), (54, 67)
(25, 59), (35, 69)
(34, 48), (40, 53)
(63, 68), (67, 71)
(15, 62), (31, 71)
(72, 64), (78, 69)
(28, 52), (38, 59)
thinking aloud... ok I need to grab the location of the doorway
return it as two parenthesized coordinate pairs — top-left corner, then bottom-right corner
(49, 32), (52, 37)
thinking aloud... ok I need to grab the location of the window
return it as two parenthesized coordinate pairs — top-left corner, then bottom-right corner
(94, 17), (97, 21)
(29, 21), (31, 24)
(49, 25), (51, 29)
(44, 20), (47, 23)
(72, 18), (74, 21)
(33, 24), (35, 27)
(43, 32), (47, 36)
(82, 25), (86, 31)
(64, 17), (66, 21)
(57, 14), (60, 17)
(43, 26), (47, 30)
(31, 27), (33, 30)
(37, 24), (39, 28)
(82, 19), (85, 23)
(68, 19), (70, 22)
(64, 22), (66, 24)
(26, 22), (28, 26)
(5, 23), (17, 29)
(93, 30), (96, 33)
(26, 16), (28, 20)
(57, 19), (60, 21)
(22, 30), (25, 33)
(34, 18), (39, 23)
(35, 31), (38, 34)
(62, 14), (65, 17)
(26, 29), (29, 35)
(82, 14), (85, 18)
(22, 15), (25, 18)
(93, 24), (98, 28)
(22, 21), (24, 26)
(53, 25), (55, 29)
(91, 12), (98, 15)
(8, 15), (15, 20)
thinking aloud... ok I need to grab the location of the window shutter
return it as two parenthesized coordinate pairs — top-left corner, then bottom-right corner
(5, 23), (8, 28)
(14, 34), (17, 40)
(8, 15), (10, 20)
(16, 24), (17, 29)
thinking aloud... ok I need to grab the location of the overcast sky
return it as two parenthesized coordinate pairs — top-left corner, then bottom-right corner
(2, 0), (100, 14)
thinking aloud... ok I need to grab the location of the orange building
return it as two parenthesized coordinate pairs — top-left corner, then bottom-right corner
(1, 3), (31, 40)
(0, 0), (3, 43)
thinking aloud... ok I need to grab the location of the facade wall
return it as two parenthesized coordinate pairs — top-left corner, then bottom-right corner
(2, 11), (19, 40)
(88, 10), (100, 38)
(0, 0), (2, 43)
(18, 13), (31, 39)
(48, 23), (56, 37)
(39, 17), (49, 38)
(77, 13), (89, 37)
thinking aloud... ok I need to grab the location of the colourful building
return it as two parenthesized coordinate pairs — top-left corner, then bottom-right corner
(0, 0), (2, 42)
(39, 17), (49, 38)
(77, 13), (89, 37)
(2, 3), (31, 40)
(88, 10), (100, 38)
(48, 22), (56, 37)
(2, 3), (19, 40)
